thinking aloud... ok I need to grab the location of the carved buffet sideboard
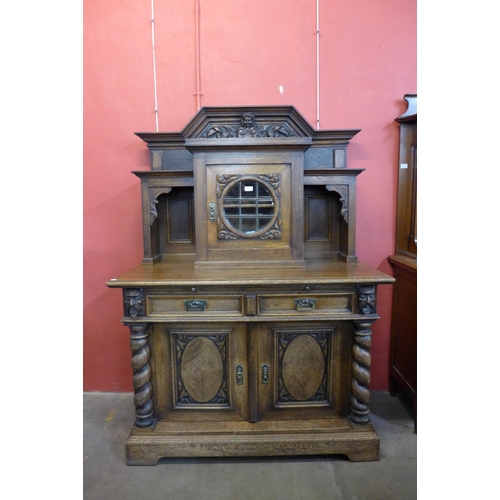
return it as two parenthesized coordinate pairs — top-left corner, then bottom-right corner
(106, 106), (394, 465)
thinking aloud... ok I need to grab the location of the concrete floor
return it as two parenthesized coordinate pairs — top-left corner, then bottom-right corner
(83, 391), (416, 500)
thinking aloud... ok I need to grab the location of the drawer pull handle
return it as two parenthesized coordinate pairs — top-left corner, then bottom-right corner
(184, 299), (207, 311)
(294, 298), (317, 311)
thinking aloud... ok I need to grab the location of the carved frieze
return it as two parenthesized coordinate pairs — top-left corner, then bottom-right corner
(205, 112), (294, 138)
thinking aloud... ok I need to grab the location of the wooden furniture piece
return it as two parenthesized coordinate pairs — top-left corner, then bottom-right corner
(388, 95), (417, 432)
(107, 106), (394, 465)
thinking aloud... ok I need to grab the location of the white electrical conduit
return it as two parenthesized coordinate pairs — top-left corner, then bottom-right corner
(151, 1), (317, 124)
(316, 0), (320, 130)
(195, 0), (202, 110)
(151, 0), (159, 131)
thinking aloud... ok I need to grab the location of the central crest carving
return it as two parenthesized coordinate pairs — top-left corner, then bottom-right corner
(205, 112), (292, 138)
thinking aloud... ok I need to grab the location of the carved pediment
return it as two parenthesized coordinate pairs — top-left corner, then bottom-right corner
(181, 106), (316, 139)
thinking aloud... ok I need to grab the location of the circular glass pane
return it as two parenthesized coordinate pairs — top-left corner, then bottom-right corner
(221, 178), (278, 237)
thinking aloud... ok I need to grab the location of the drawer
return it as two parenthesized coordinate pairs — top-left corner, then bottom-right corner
(146, 295), (244, 317)
(257, 293), (354, 316)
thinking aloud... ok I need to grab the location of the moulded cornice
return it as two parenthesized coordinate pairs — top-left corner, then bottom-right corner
(134, 132), (185, 149)
(135, 106), (361, 149)
(395, 94), (417, 123)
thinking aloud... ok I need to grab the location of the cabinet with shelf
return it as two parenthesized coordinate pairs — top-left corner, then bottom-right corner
(107, 106), (394, 464)
(388, 95), (417, 432)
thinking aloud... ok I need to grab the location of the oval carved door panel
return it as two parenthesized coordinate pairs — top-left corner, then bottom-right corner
(277, 329), (331, 405)
(166, 324), (247, 421)
(178, 336), (225, 404)
(282, 335), (324, 401)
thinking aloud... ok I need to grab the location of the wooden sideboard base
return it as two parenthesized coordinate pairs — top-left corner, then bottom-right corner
(125, 418), (380, 465)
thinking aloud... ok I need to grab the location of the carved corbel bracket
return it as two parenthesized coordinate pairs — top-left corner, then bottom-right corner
(124, 288), (145, 317)
(356, 285), (376, 315)
(326, 184), (349, 223)
(148, 187), (172, 226)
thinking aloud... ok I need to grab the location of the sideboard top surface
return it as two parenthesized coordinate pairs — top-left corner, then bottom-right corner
(107, 258), (394, 288)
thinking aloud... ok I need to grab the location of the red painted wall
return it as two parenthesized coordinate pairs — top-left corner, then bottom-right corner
(83, 0), (416, 391)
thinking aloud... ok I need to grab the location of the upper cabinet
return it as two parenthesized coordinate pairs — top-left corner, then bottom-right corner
(134, 106), (363, 270)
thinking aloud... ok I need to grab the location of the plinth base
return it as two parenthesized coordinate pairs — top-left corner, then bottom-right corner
(125, 418), (380, 465)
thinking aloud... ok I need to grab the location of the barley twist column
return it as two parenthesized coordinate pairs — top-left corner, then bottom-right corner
(351, 320), (374, 424)
(128, 322), (154, 428)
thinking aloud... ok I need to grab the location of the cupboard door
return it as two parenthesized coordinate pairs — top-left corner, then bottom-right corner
(150, 322), (249, 422)
(253, 322), (351, 421)
(200, 160), (301, 265)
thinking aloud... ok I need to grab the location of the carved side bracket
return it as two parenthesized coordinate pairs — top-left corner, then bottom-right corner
(124, 288), (144, 317)
(357, 285), (376, 315)
(148, 187), (172, 226)
(326, 184), (349, 223)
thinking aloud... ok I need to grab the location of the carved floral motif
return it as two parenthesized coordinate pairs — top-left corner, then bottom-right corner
(216, 175), (240, 198)
(205, 112), (292, 138)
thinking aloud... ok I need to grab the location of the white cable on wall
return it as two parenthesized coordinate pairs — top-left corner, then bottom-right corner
(150, 2), (317, 125)
(316, 0), (320, 130)
(195, 0), (202, 110)
(151, 0), (159, 131)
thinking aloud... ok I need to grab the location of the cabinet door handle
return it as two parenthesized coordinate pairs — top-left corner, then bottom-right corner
(208, 202), (216, 221)
(184, 299), (207, 311)
(261, 364), (270, 384)
(236, 365), (244, 385)
(294, 298), (317, 311)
